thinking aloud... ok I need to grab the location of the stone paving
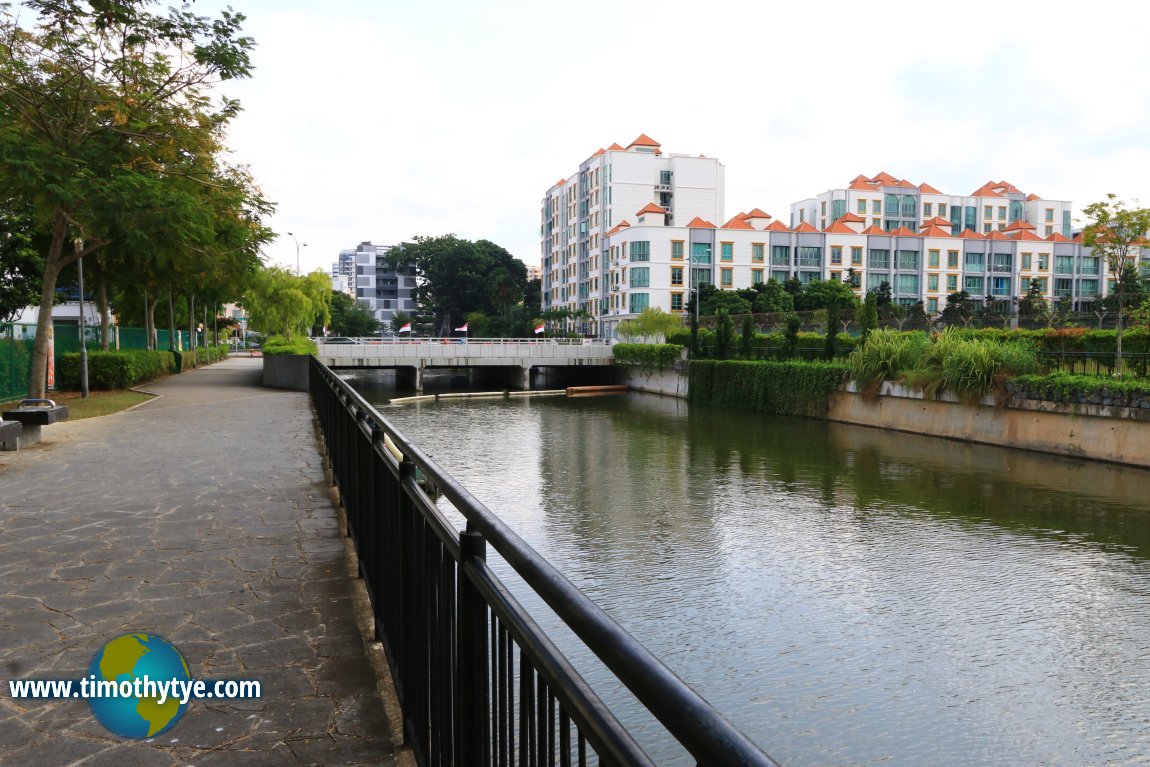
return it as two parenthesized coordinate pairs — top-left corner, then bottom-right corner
(0, 357), (407, 766)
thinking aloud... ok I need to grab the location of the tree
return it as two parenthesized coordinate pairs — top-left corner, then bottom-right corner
(1083, 195), (1150, 374)
(783, 277), (803, 297)
(781, 313), (801, 359)
(740, 313), (755, 358)
(242, 267), (331, 339)
(1018, 279), (1049, 322)
(615, 307), (681, 342)
(0, 0), (259, 397)
(873, 281), (893, 308)
(700, 289), (752, 318)
(941, 290), (973, 325)
(751, 278), (794, 314)
(386, 235), (526, 334)
(796, 279), (859, 312)
(0, 198), (43, 322)
(328, 291), (379, 336)
(713, 307), (734, 360)
(856, 291), (878, 341)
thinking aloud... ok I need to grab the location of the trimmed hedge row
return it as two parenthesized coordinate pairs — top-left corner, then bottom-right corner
(1008, 372), (1150, 409)
(613, 343), (683, 368)
(262, 336), (318, 356)
(58, 350), (176, 390)
(689, 359), (850, 418)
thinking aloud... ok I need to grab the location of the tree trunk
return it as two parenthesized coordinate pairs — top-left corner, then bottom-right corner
(96, 267), (111, 351)
(27, 214), (71, 400)
(146, 292), (159, 351)
(187, 293), (196, 368)
(1116, 284), (1125, 376)
(167, 289), (176, 352)
(143, 286), (151, 350)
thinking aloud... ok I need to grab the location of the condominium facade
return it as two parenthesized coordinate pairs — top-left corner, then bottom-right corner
(331, 241), (417, 327)
(595, 171), (1119, 337)
(540, 134), (725, 336)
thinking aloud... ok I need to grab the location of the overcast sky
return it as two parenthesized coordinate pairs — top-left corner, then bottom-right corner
(195, 0), (1150, 276)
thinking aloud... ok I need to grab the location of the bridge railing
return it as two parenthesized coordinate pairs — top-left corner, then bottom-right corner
(315, 336), (613, 346)
(309, 357), (778, 767)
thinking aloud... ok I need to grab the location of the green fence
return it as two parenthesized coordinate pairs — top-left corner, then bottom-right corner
(1, 324), (35, 404)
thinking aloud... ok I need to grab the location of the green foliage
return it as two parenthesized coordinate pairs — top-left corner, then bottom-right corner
(0, 333), (34, 402)
(616, 307), (683, 341)
(261, 336), (318, 356)
(57, 350), (174, 391)
(857, 290), (879, 341)
(714, 308), (734, 360)
(782, 314), (801, 359)
(689, 359), (849, 418)
(795, 279), (860, 312)
(740, 314), (754, 358)
(1011, 372), (1150, 401)
(613, 343), (682, 368)
(751, 279), (794, 314)
(848, 329), (930, 392)
(0, 199), (44, 322)
(328, 291), (379, 336)
(243, 267), (331, 340)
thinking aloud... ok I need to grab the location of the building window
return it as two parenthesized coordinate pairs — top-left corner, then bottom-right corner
(872, 200), (881, 214)
(947, 274), (958, 292)
(867, 272), (887, 290)
(720, 242), (734, 261)
(752, 268), (764, 284)
(720, 268), (733, 287)
(1021, 253), (1032, 270)
(896, 250), (920, 270)
(965, 252), (985, 271)
(771, 246), (791, 266)
(671, 267), (684, 286)
(928, 298), (938, 313)
(798, 247), (822, 267)
(924, 202), (933, 217)
(752, 243), (764, 262)
(1045, 208), (1054, 222)
(830, 271), (841, 282)
(928, 249), (940, 267)
(998, 206), (1006, 220)
(671, 240), (684, 260)
(983, 223), (992, 233)
(857, 199), (866, 214)
(984, 205), (993, 219)
(1080, 279), (1099, 297)
(691, 243), (712, 264)
(831, 246), (843, 265)
(690, 267), (711, 288)
(964, 275), (985, 293)
(1054, 278), (1072, 298)
(670, 292), (684, 311)
(1038, 254), (1049, 271)
(868, 249), (890, 269)
(1045, 225), (1053, 236)
(630, 267), (650, 287)
(630, 241), (650, 261)
(928, 274), (939, 291)
(851, 246), (863, 265)
(1055, 255), (1074, 275)
(629, 293), (649, 313)
(992, 276), (1011, 296)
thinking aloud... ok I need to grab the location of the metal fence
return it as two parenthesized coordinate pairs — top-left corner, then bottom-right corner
(309, 358), (778, 767)
(0, 325), (34, 403)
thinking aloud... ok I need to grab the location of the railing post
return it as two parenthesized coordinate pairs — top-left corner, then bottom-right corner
(456, 522), (489, 766)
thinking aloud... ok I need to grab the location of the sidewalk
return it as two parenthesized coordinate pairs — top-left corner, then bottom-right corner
(0, 358), (405, 766)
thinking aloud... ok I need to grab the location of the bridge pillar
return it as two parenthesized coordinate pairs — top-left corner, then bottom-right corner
(517, 365), (531, 391)
(396, 365), (423, 391)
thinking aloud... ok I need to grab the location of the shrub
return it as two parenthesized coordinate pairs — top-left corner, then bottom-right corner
(848, 329), (929, 392)
(689, 359), (849, 418)
(262, 336), (318, 356)
(57, 350), (175, 390)
(613, 343), (683, 368)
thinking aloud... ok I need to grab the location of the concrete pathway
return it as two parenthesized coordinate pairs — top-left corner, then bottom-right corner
(0, 358), (406, 766)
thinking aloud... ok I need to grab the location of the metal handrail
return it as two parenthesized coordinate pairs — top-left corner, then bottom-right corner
(315, 337), (613, 347)
(309, 357), (778, 766)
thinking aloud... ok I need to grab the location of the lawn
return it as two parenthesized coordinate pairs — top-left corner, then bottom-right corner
(47, 390), (155, 420)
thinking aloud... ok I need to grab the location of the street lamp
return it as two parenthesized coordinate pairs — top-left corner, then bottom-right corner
(286, 232), (308, 276)
(74, 236), (89, 399)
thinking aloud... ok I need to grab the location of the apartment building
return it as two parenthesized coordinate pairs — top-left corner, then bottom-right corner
(540, 134), (725, 336)
(331, 241), (417, 327)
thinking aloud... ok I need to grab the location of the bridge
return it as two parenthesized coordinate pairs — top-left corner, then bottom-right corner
(315, 337), (615, 390)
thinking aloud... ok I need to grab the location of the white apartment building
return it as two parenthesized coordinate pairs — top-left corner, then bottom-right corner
(331, 242), (417, 327)
(540, 134), (725, 336)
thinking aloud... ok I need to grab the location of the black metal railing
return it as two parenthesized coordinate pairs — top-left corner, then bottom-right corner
(309, 358), (778, 766)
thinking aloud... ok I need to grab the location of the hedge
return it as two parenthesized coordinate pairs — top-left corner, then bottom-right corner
(1009, 372), (1150, 406)
(57, 349), (175, 390)
(613, 343), (683, 368)
(262, 336), (318, 356)
(689, 359), (850, 418)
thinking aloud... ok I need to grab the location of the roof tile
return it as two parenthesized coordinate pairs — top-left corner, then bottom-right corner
(685, 216), (717, 229)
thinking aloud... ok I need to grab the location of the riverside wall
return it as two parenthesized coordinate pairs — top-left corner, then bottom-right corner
(620, 363), (1150, 468)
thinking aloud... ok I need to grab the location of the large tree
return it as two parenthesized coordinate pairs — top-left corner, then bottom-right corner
(0, 196), (43, 321)
(386, 234), (526, 334)
(242, 267), (331, 340)
(328, 291), (379, 337)
(0, 0), (257, 397)
(1083, 195), (1150, 374)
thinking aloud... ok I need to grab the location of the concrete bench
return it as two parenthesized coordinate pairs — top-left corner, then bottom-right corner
(1, 399), (70, 450)
(0, 420), (20, 450)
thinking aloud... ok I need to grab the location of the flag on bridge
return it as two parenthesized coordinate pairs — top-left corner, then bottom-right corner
(533, 323), (545, 334)
(455, 322), (468, 332)
(398, 322), (411, 333)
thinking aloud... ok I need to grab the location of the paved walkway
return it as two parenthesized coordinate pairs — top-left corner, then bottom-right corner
(0, 358), (406, 766)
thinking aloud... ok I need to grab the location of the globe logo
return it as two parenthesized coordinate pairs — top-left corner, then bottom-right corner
(86, 633), (191, 738)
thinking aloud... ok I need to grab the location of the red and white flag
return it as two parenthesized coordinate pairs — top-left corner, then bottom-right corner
(455, 322), (468, 332)
(533, 323), (545, 334)
(398, 322), (412, 333)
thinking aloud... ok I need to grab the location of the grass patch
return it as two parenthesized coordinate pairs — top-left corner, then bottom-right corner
(49, 390), (155, 420)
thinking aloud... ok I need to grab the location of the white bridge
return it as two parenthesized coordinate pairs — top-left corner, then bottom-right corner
(315, 337), (615, 390)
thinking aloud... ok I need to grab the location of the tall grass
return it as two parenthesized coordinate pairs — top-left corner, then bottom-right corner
(848, 329), (929, 393)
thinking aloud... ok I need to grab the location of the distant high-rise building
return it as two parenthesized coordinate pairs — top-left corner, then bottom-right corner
(331, 242), (416, 329)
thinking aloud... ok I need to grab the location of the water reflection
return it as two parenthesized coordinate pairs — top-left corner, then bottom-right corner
(360, 375), (1150, 767)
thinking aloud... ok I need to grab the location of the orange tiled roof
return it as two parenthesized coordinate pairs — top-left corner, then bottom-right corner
(605, 220), (631, 236)
(1004, 219), (1037, 231)
(1026, 193), (1041, 201)
(555, 179), (567, 186)
(1045, 232), (1072, 243)
(721, 216), (755, 230)
(607, 142), (625, 151)
(861, 225), (887, 235)
(685, 216), (716, 229)
(918, 182), (943, 194)
(793, 222), (820, 233)
(627, 133), (661, 149)
(957, 229), (985, 239)
(923, 216), (952, 227)
(890, 225), (920, 237)
(894, 179), (917, 189)
(1009, 230), (1045, 241)
(970, 180), (1023, 198)
(824, 219), (861, 234)
(842, 212), (865, 223)
(984, 230), (1010, 241)
(1072, 232), (1085, 242)
(636, 202), (666, 215)
(765, 220), (791, 232)
(736, 211), (750, 220)
(849, 177), (879, 191)
(872, 171), (899, 183)
(745, 207), (772, 219)
(591, 147), (606, 158)
(919, 225), (953, 237)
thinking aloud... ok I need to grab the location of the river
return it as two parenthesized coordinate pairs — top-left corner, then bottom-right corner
(346, 370), (1150, 767)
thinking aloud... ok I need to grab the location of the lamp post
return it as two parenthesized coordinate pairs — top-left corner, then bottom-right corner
(286, 232), (308, 276)
(74, 237), (89, 398)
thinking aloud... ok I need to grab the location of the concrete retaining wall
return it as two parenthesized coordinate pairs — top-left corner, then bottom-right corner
(619, 363), (688, 398)
(263, 355), (310, 392)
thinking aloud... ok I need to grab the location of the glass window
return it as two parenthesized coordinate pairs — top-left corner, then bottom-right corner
(984, 205), (993, 219)
(670, 267), (684, 286)
(771, 270), (789, 282)
(720, 268), (733, 287)
(998, 206), (1006, 220)
(751, 243), (764, 262)
(1055, 255), (1074, 275)
(983, 223), (992, 233)
(1021, 253), (1032, 270)
(928, 298), (938, 313)
(830, 271), (841, 282)
(867, 272), (887, 290)
(924, 203), (933, 217)
(992, 253), (1012, 272)
(965, 252), (985, 271)
(831, 246), (843, 265)
(798, 247), (822, 267)
(799, 271), (819, 285)
(690, 267), (711, 288)
(1063, 210), (1072, 237)
(721, 242), (734, 261)
(630, 241), (650, 261)
(928, 249), (940, 267)
(1045, 225), (1053, 236)
(992, 276), (1010, 296)
(868, 249), (890, 269)
(947, 250), (960, 268)
(1038, 254), (1049, 270)
(885, 194), (900, 218)
(947, 274), (958, 292)
(670, 292), (683, 311)
(629, 292), (649, 313)
(831, 199), (846, 221)
(857, 199), (867, 214)
(752, 268), (764, 284)
(872, 200), (881, 214)
(1054, 278), (1072, 297)
(896, 250), (919, 270)
(1009, 200), (1023, 222)
(691, 243), (711, 264)
(928, 274), (939, 291)
(1080, 279), (1099, 297)
(850, 271), (861, 288)
(1079, 256), (1100, 275)
(671, 241), (684, 260)
(901, 195), (916, 218)
(964, 275), (985, 293)
(896, 274), (919, 294)
(851, 247), (863, 265)
(771, 246), (791, 266)
(1046, 208), (1054, 222)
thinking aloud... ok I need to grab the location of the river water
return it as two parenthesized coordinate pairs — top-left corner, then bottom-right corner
(346, 370), (1150, 766)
